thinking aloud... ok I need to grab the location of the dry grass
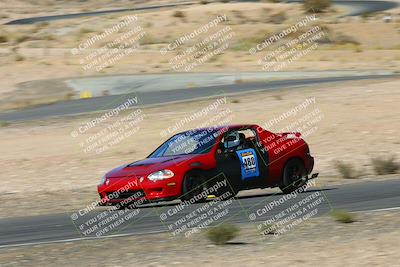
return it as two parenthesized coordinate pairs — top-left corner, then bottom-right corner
(334, 161), (361, 179)
(330, 209), (356, 223)
(0, 121), (10, 127)
(304, 0), (332, 13)
(172, 10), (185, 18)
(206, 223), (240, 245)
(371, 155), (399, 175)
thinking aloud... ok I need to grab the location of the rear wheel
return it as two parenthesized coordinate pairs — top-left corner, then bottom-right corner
(181, 171), (208, 203)
(279, 158), (307, 194)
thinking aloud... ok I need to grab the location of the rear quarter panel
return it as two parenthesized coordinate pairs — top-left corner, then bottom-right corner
(257, 128), (309, 186)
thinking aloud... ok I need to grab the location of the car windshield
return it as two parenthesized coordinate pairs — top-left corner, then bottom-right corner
(148, 128), (221, 158)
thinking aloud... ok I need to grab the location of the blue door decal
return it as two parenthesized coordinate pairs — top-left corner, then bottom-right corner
(236, 148), (259, 180)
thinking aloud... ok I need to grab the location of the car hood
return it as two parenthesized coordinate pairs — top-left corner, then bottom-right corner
(106, 155), (194, 178)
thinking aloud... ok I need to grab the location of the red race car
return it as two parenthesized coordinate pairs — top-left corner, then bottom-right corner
(98, 124), (317, 207)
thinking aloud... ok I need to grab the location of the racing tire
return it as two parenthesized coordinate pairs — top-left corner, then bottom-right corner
(181, 170), (208, 203)
(279, 158), (307, 194)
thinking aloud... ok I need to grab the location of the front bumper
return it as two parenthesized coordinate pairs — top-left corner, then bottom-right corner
(97, 176), (182, 205)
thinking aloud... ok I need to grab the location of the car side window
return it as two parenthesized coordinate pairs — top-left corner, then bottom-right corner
(219, 129), (258, 152)
(236, 129), (258, 150)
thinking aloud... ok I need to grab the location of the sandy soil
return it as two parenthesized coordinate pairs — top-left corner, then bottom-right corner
(1, 210), (399, 266)
(0, 77), (399, 218)
(0, 2), (399, 108)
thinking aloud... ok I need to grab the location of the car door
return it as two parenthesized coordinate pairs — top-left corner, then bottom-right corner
(213, 132), (242, 191)
(235, 128), (269, 189)
(214, 129), (269, 191)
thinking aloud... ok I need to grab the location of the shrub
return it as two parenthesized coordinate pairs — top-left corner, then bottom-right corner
(0, 121), (9, 127)
(304, 0), (331, 13)
(371, 155), (399, 175)
(41, 34), (55, 41)
(268, 11), (287, 24)
(354, 46), (363, 53)
(15, 34), (30, 44)
(361, 12), (373, 19)
(334, 161), (359, 179)
(172, 11), (185, 18)
(36, 22), (49, 28)
(200, 0), (209, 4)
(261, 0), (281, 3)
(15, 54), (25, 61)
(330, 209), (356, 223)
(0, 35), (8, 43)
(79, 28), (95, 34)
(333, 33), (360, 45)
(259, 223), (276, 235)
(64, 92), (76, 100)
(230, 40), (254, 51)
(206, 223), (240, 245)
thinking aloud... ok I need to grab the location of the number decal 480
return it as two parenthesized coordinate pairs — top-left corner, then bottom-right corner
(236, 148), (259, 180)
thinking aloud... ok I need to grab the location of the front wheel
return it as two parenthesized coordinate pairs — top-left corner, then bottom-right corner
(279, 158), (307, 194)
(181, 171), (208, 203)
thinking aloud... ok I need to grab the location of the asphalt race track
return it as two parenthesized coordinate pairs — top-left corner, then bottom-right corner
(285, 0), (398, 16)
(0, 74), (396, 122)
(4, 0), (398, 25)
(0, 179), (399, 249)
(4, 2), (194, 25)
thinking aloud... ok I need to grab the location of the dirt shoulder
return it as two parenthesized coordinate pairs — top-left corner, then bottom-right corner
(1, 210), (399, 266)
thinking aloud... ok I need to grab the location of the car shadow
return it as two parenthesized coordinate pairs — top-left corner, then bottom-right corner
(112, 187), (337, 210)
(235, 188), (337, 200)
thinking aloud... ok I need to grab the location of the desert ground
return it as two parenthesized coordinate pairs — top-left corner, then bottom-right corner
(0, 1), (399, 109)
(1, 209), (399, 266)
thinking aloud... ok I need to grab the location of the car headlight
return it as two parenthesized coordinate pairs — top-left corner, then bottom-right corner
(100, 175), (107, 185)
(148, 169), (174, 181)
